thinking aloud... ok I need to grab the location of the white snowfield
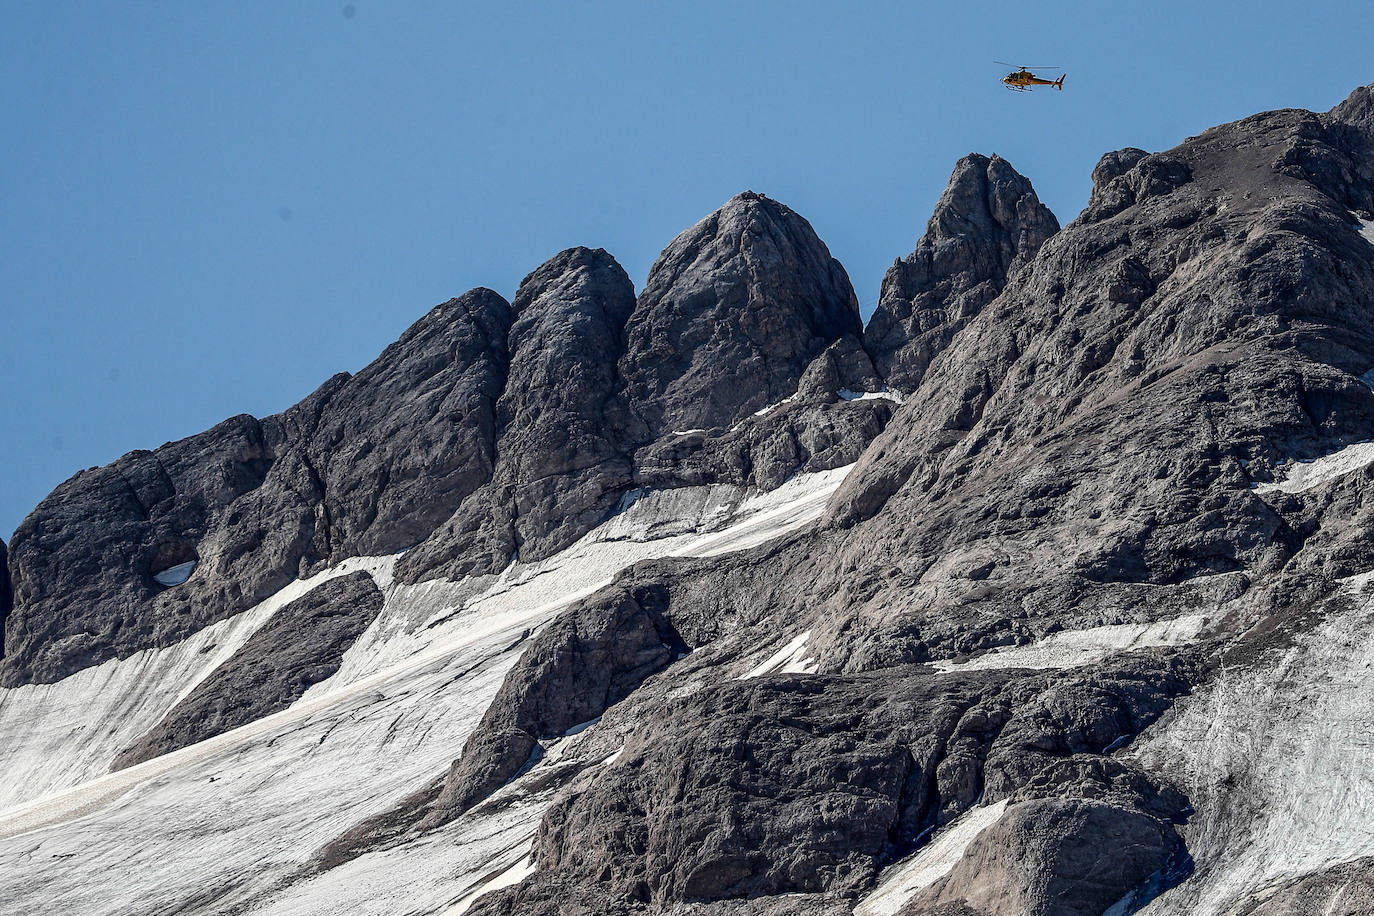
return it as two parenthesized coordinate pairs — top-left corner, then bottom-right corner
(1134, 572), (1374, 915)
(1253, 440), (1374, 495)
(931, 614), (1210, 673)
(1357, 215), (1374, 246)
(854, 800), (1009, 916)
(741, 630), (818, 678)
(0, 554), (396, 810)
(839, 388), (905, 405)
(0, 465), (852, 916)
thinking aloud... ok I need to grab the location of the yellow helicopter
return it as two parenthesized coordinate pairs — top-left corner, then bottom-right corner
(997, 62), (1066, 92)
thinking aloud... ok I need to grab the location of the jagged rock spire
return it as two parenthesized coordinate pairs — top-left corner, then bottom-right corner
(865, 154), (1059, 392)
(398, 247), (638, 581)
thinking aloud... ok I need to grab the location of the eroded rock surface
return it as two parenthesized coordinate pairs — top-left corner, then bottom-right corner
(463, 86), (1374, 914)
(400, 248), (637, 581)
(901, 799), (1178, 916)
(865, 154), (1059, 392)
(2, 288), (510, 686)
(620, 191), (863, 437)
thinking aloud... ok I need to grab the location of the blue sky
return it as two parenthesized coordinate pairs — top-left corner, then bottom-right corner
(2, 1), (1369, 538)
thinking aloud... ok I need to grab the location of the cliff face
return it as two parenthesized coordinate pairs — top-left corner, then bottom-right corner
(1, 287), (513, 686)
(865, 153), (1060, 392)
(4, 84), (1374, 916)
(620, 191), (864, 437)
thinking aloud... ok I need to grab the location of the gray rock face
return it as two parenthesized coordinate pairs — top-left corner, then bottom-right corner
(457, 87), (1374, 914)
(422, 580), (679, 828)
(3, 414), (279, 688)
(2, 189), (880, 684)
(1, 288), (510, 686)
(865, 154), (1059, 392)
(399, 248), (637, 581)
(111, 571), (383, 769)
(0, 539), (9, 659)
(829, 104), (1374, 617)
(633, 340), (894, 492)
(465, 653), (1188, 912)
(620, 192), (863, 437)
(902, 798), (1178, 916)
(288, 288), (512, 565)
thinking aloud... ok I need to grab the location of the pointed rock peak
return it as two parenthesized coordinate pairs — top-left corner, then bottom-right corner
(1330, 82), (1374, 133)
(511, 247), (634, 326)
(927, 154), (1057, 251)
(395, 246), (638, 583)
(621, 193), (862, 437)
(864, 154), (1058, 392)
(388, 286), (512, 368)
(504, 245), (635, 401)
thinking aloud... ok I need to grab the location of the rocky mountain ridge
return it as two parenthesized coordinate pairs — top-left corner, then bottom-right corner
(3, 84), (1374, 916)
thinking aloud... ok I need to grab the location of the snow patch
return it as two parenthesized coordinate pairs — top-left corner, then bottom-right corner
(742, 631), (816, 678)
(316, 465), (853, 695)
(152, 560), (197, 587)
(839, 388), (906, 405)
(0, 554), (397, 810)
(1253, 441), (1374, 495)
(562, 717), (600, 738)
(753, 395), (796, 417)
(855, 800), (1010, 916)
(932, 615), (1209, 673)
(1357, 215), (1374, 247)
(442, 851), (536, 916)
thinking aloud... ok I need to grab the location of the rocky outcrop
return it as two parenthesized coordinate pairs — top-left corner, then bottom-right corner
(111, 571), (384, 769)
(466, 654), (1189, 913)
(901, 799), (1180, 916)
(399, 249), (637, 581)
(619, 192), (863, 437)
(421, 578), (682, 828)
(633, 337), (894, 492)
(1, 288), (510, 686)
(864, 154), (1059, 392)
(286, 288), (512, 564)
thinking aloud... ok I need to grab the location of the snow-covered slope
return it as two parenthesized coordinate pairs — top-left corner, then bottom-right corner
(1134, 573), (1374, 915)
(0, 466), (851, 915)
